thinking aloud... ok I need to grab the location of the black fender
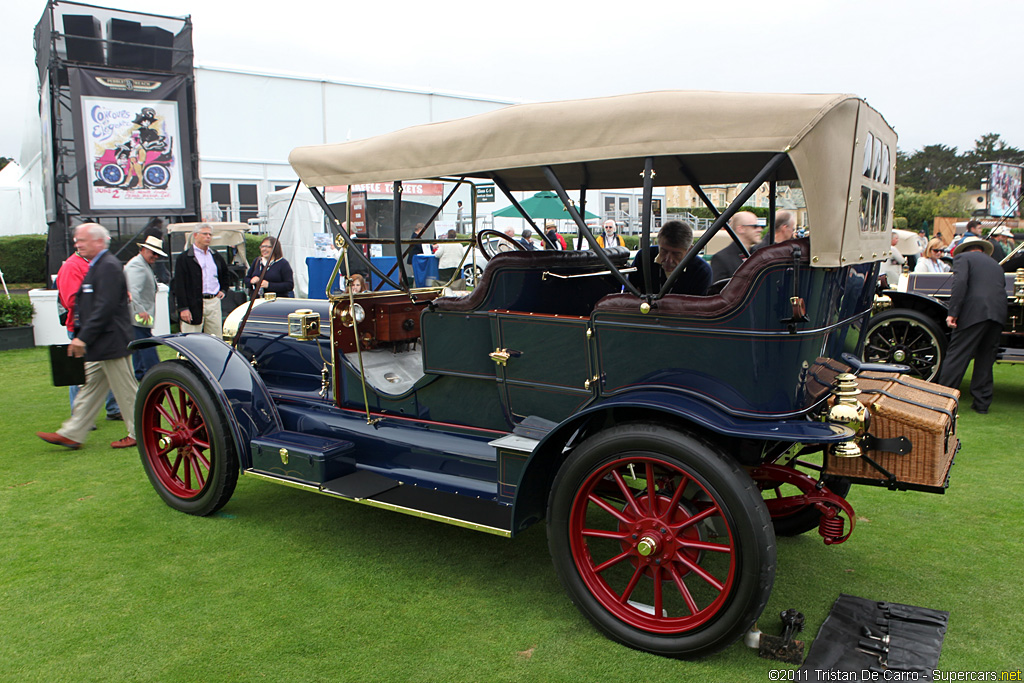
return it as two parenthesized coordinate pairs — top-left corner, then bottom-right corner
(509, 388), (854, 534)
(877, 290), (949, 328)
(131, 333), (283, 467)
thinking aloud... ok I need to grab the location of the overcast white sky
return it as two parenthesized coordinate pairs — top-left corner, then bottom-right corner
(2, 0), (1020, 164)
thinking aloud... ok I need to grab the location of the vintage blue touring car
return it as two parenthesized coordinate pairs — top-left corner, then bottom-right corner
(133, 91), (958, 658)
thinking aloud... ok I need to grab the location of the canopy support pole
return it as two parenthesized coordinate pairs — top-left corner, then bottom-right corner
(660, 153), (789, 297)
(577, 168), (590, 250)
(490, 175), (557, 250)
(675, 157), (744, 247)
(306, 186), (402, 291)
(392, 181), (411, 291)
(639, 157), (655, 298)
(541, 165), (641, 297)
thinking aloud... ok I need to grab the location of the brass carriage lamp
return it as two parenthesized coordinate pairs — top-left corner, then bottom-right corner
(288, 308), (321, 340)
(827, 373), (869, 458)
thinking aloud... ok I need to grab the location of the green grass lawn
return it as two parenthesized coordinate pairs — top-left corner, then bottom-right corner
(2, 346), (1022, 681)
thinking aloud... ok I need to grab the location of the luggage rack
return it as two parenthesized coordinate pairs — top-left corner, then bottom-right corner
(829, 444), (958, 494)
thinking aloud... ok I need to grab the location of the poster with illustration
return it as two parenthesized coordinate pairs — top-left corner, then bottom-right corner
(81, 96), (185, 210)
(70, 68), (194, 214)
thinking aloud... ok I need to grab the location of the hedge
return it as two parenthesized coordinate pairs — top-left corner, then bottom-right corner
(666, 205), (770, 219)
(0, 235), (47, 283)
(0, 294), (34, 327)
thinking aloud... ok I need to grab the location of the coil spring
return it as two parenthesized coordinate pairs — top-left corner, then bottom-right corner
(818, 515), (846, 544)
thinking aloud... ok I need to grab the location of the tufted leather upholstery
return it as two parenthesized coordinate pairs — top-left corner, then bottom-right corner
(594, 238), (809, 318)
(431, 247), (631, 313)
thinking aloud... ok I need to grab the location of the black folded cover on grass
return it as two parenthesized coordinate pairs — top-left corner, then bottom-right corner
(798, 593), (948, 680)
(49, 344), (85, 387)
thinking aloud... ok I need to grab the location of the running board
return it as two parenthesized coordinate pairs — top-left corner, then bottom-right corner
(244, 468), (513, 537)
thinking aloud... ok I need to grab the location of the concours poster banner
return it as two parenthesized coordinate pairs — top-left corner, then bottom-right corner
(69, 67), (195, 214)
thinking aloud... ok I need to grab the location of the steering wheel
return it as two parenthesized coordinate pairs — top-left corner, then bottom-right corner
(476, 229), (525, 260)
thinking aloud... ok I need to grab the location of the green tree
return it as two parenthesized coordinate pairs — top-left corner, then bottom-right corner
(0, 157), (13, 172)
(962, 133), (1024, 189)
(896, 144), (970, 192)
(936, 186), (972, 218)
(897, 133), (1023, 194)
(894, 186), (942, 234)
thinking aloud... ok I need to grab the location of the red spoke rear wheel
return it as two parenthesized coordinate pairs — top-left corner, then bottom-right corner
(548, 423), (775, 659)
(136, 361), (237, 516)
(571, 457), (735, 633)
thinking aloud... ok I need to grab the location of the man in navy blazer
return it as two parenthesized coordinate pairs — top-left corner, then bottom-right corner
(38, 223), (138, 449)
(937, 236), (1009, 413)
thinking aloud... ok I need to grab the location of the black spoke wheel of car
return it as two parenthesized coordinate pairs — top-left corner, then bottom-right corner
(862, 308), (947, 381)
(476, 228), (525, 260)
(136, 361), (238, 516)
(547, 423), (775, 659)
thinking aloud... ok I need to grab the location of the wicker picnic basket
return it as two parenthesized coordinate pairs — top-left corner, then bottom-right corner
(825, 372), (959, 488)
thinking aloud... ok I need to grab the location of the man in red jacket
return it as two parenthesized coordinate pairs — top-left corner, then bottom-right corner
(38, 223), (137, 449)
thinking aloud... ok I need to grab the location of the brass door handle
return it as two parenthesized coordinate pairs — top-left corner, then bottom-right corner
(489, 348), (521, 366)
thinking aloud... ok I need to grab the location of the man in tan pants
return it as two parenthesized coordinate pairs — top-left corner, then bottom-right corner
(171, 223), (230, 335)
(38, 223), (137, 449)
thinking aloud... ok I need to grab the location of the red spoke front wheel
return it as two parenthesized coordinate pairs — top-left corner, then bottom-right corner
(136, 361), (237, 517)
(141, 382), (213, 499)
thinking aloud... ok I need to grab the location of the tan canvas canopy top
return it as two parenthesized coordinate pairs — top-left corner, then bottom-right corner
(289, 90), (898, 268)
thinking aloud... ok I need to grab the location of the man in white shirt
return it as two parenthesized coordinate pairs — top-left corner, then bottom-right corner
(171, 224), (230, 335)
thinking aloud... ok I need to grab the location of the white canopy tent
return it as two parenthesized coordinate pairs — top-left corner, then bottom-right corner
(0, 160), (47, 237)
(265, 184), (338, 299)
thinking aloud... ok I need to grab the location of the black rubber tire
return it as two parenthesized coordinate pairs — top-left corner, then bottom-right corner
(862, 308), (947, 381)
(546, 423), (776, 659)
(135, 360), (238, 516)
(461, 264), (484, 287)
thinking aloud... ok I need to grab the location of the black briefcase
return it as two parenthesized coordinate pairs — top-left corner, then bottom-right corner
(49, 344), (85, 387)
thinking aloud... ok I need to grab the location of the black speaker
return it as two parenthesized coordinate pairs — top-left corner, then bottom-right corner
(140, 26), (174, 71)
(107, 18), (144, 68)
(62, 15), (103, 65)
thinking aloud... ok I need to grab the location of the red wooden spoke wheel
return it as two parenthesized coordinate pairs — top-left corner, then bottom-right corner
(141, 381), (213, 499)
(136, 361), (237, 516)
(548, 423), (775, 659)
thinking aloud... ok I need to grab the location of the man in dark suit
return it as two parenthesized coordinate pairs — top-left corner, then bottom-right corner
(38, 223), (138, 449)
(172, 223), (230, 335)
(937, 235), (1009, 414)
(710, 211), (762, 282)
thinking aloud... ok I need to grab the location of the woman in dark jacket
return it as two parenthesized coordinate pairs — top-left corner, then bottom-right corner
(247, 236), (294, 297)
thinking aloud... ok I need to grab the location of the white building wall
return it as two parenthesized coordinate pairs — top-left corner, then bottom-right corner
(192, 65), (516, 221)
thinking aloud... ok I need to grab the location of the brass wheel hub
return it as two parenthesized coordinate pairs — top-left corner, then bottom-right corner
(636, 534), (660, 556)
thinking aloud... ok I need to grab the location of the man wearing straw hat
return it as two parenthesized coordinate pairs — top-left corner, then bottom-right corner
(125, 235), (167, 380)
(987, 225), (1014, 262)
(937, 235), (1008, 414)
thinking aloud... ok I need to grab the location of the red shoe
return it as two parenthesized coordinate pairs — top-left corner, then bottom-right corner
(111, 436), (137, 449)
(37, 432), (81, 450)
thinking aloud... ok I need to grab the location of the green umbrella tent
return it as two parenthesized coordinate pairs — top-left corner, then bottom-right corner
(491, 191), (598, 221)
